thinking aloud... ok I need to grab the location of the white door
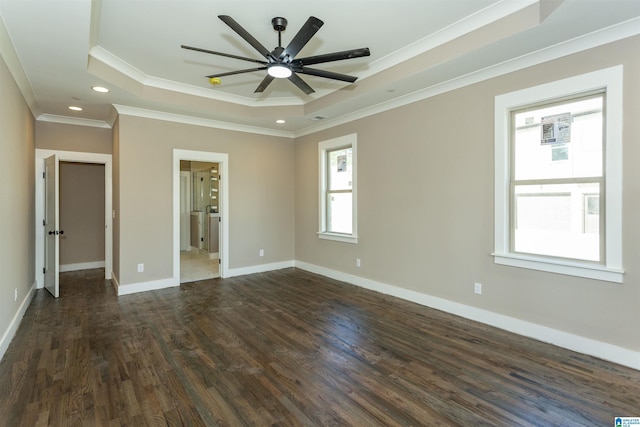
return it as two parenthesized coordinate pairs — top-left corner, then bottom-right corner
(44, 154), (60, 298)
(180, 171), (191, 251)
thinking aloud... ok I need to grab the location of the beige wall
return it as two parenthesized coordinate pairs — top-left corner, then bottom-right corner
(0, 52), (35, 353)
(115, 115), (295, 286)
(36, 121), (112, 154)
(295, 36), (640, 353)
(59, 162), (105, 266)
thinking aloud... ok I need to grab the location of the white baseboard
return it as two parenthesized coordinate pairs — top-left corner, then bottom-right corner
(294, 261), (640, 371)
(117, 276), (180, 296)
(0, 281), (36, 362)
(60, 260), (105, 272)
(226, 260), (294, 278)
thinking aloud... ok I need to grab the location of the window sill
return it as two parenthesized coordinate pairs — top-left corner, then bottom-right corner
(318, 232), (358, 244)
(492, 252), (624, 283)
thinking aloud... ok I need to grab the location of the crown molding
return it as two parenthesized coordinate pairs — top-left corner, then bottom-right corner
(113, 104), (294, 138)
(88, 46), (306, 108)
(362, 0), (541, 80)
(36, 113), (111, 129)
(294, 17), (640, 138)
(0, 13), (39, 118)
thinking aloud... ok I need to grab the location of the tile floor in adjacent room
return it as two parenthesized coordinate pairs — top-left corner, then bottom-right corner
(180, 249), (219, 283)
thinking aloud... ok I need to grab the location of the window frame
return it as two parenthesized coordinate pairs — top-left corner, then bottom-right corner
(318, 134), (358, 244)
(493, 66), (623, 283)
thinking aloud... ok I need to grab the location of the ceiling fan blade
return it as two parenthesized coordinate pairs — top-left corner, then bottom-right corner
(288, 73), (314, 95)
(218, 15), (272, 60)
(206, 67), (267, 78)
(297, 67), (358, 83)
(295, 48), (370, 66)
(280, 16), (323, 60)
(181, 45), (266, 65)
(254, 75), (275, 93)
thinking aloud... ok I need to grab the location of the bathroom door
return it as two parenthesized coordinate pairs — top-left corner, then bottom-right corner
(44, 154), (60, 298)
(180, 171), (191, 251)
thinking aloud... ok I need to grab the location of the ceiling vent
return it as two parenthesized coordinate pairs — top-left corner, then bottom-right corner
(309, 115), (326, 121)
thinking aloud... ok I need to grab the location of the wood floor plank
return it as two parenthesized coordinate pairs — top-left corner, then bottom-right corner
(1, 267), (639, 426)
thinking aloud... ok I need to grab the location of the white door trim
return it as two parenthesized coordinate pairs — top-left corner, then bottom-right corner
(173, 149), (229, 280)
(35, 149), (113, 288)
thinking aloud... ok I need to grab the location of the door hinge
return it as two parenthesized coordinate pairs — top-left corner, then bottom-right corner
(218, 258), (221, 265)
(42, 172), (45, 179)
(43, 267), (46, 274)
(43, 219), (46, 226)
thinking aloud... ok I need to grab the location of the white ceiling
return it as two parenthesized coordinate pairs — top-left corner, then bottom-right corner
(1, 0), (639, 136)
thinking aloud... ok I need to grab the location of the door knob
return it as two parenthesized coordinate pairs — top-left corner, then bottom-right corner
(48, 231), (54, 235)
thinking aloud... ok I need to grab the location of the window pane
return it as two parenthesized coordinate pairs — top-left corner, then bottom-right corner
(513, 96), (603, 181)
(327, 192), (352, 234)
(513, 182), (600, 261)
(328, 148), (352, 191)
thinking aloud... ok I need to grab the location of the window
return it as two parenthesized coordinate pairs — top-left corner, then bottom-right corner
(512, 94), (603, 262)
(318, 134), (357, 243)
(494, 66), (623, 282)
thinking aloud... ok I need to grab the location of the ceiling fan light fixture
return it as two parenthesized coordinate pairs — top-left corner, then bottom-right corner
(267, 65), (292, 79)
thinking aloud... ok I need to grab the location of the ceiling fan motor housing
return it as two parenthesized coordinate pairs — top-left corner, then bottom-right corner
(272, 17), (288, 32)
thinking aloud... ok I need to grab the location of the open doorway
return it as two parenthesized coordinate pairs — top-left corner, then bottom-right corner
(35, 149), (113, 292)
(173, 149), (229, 283)
(59, 162), (106, 273)
(180, 160), (220, 283)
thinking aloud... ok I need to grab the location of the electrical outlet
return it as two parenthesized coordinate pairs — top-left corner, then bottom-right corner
(474, 282), (482, 295)
(259, 249), (264, 257)
(356, 258), (361, 268)
(14, 288), (17, 301)
(137, 263), (144, 273)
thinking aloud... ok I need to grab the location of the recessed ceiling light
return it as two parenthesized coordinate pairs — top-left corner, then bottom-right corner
(68, 106), (83, 111)
(276, 119), (286, 124)
(92, 86), (110, 93)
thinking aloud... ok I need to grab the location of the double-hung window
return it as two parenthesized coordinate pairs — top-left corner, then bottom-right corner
(494, 66), (623, 282)
(318, 134), (357, 243)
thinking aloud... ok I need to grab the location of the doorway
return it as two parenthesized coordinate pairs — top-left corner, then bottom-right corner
(180, 160), (220, 283)
(35, 149), (113, 292)
(172, 149), (229, 283)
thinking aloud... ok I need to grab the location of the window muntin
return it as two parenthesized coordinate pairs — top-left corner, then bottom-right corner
(510, 94), (604, 263)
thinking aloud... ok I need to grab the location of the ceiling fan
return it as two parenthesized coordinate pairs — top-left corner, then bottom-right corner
(181, 15), (371, 95)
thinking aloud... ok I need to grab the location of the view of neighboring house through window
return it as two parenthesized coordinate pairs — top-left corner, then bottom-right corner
(493, 66), (623, 282)
(511, 93), (603, 262)
(318, 134), (357, 243)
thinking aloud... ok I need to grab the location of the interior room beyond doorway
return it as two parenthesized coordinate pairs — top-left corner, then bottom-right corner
(180, 160), (220, 283)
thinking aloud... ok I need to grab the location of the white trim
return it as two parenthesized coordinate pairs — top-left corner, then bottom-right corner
(117, 277), (178, 296)
(294, 261), (640, 371)
(60, 261), (106, 272)
(493, 65), (624, 282)
(226, 260), (295, 278)
(113, 104), (293, 139)
(36, 113), (111, 129)
(0, 281), (36, 362)
(294, 18), (640, 138)
(35, 150), (113, 288)
(89, 46), (305, 108)
(317, 232), (358, 244)
(0, 15), (39, 118)
(173, 150), (229, 282)
(318, 134), (358, 243)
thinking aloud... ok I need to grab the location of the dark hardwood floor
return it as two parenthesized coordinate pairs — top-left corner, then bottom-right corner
(0, 268), (638, 426)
